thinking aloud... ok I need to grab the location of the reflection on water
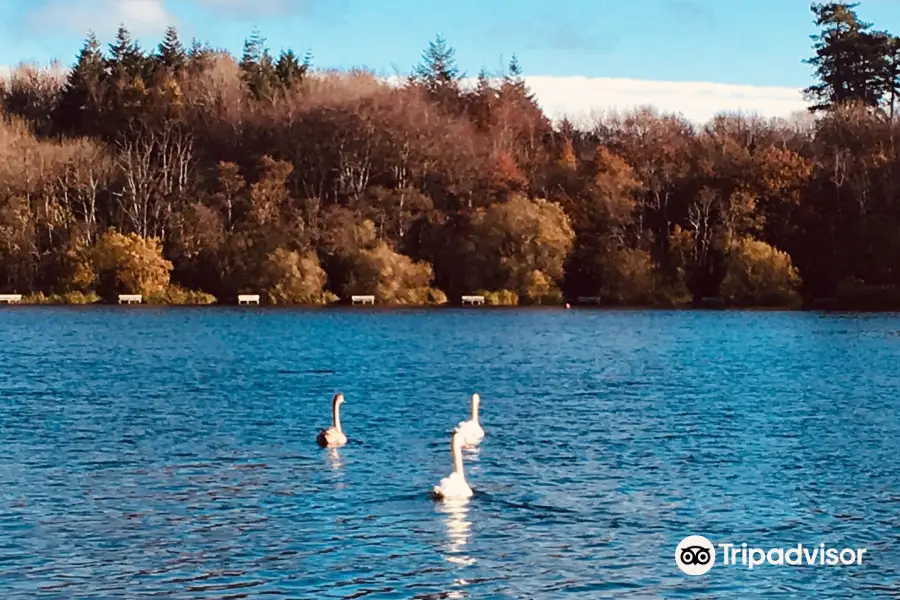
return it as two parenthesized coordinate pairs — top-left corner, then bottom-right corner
(325, 447), (345, 490)
(326, 447), (343, 470)
(0, 308), (899, 598)
(437, 498), (474, 564)
(436, 497), (474, 599)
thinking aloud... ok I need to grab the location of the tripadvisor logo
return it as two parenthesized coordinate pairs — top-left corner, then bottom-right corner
(675, 536), (868, 575)
(676, 535), (716, 575)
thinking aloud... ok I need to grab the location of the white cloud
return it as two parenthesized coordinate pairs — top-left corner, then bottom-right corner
(191, 0), (313, 16)
(523, 76), (809, 126)
(27, 0), (172, 38)
(382, 74), (808, 125)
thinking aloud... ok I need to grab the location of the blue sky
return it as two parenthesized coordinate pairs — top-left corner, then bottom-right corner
(2, 0), (900, 86)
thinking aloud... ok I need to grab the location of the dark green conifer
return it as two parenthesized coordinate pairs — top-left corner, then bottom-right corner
(53, 31), (105, 135)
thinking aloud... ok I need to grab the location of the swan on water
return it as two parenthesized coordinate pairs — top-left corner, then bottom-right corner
(432, 427), (474, 500)
(316, 393), (348, 448)
(456, 393), (484, 447)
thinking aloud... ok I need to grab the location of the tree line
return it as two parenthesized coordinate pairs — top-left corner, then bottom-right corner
(0, 1), (899, 308)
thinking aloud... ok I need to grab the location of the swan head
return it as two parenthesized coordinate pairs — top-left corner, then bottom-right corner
(333, 393), (345, 406)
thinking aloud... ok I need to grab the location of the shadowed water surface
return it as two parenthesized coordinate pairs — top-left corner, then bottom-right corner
(0, 307), (898, 598)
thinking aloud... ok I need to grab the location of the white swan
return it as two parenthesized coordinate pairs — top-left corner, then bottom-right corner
(316, 393), (348, 448)
(432, 427), (474, 500)
(456, 393), (484, 447)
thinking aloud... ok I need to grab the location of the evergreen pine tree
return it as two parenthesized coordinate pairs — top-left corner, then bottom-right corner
(156, 25), (186, 72)
(276, 49), (307, 89)
(240, 29), (278, 101)
(506, 54), (523, 83)
(469, 67), (497, 130)
(186, 38), (214, 74)
(106, 24), (146, 80)
(412, 35), (462, 92)
(476, 67), (492, 91)
(53, 31), (105, 136)
(411, 35), (463, 110)
(804, 1), (890, 111)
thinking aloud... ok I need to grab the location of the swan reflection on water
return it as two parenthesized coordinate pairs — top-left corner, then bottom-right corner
(326, 447), (343, 470)
(324, 447), (347, 489)
(437, 498), (476, 566)
(461, 445), (481, 472)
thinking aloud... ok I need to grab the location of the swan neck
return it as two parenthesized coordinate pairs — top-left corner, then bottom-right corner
(332, 401), (342, 433)
(452, 437), (464, 476)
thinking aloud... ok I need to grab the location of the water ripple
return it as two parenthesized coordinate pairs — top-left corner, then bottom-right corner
(0, 308), (898, 597)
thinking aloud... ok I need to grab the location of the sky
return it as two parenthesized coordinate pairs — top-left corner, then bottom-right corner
(2, 0), (900, 124)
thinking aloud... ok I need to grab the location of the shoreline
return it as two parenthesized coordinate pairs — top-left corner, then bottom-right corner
(2, 303), (899, 314)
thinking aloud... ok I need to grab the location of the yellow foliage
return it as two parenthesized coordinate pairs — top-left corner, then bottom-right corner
(590, 146), (642, 197)
(91, 229), (173, 296)
(557, 138), (577, 170)
(150, 76), (184, 111)
(391, 286), (447, 305)
(475, 195), (574, 294)
(522, 269), (563, 304)
(424, 288), (448, 305)
(248, 156), (293, 226)
(262, 248), (330, 305)
(668, 225), (694, 273)
(22, 291), (99, 304)
(720, 237), (801, 307)
(61, 242), (97, 292)
(320, 210), (378, 259)
(756, 145), (812, 194)
(147, 285), (216, 305)
(346, 241), (439, 304)
(479, 289), (519, 306)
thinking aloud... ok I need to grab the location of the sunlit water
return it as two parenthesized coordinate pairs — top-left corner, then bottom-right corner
(0, 307), (898, 598)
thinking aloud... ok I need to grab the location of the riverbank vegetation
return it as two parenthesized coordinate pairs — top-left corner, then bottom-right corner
(1, 2), (899, 308)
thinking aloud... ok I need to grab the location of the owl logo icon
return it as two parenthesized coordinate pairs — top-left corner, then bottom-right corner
(675, 535), (716, 575)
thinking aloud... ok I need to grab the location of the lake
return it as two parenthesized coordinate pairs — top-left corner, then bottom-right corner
(0, 307), (898, 598)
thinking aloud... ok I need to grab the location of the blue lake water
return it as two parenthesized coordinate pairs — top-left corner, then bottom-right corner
(0, 307), (899, 598)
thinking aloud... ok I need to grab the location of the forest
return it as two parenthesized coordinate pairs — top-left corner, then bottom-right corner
(1, 1), (899, 308)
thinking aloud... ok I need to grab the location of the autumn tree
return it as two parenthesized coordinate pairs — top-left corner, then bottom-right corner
(472, 195), (574, 302)
(263, 248), (331, 304)
(563, 146), (660, 302)
(5, 20), (900, 308)
(346, 241), (444, 305)
(90, 229), (173, 298)
(720, 237), (801, 307)
(0, 65), (65, 136)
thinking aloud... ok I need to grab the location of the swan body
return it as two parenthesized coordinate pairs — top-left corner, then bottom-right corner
(316, 393), (348, 448)
(456, 393), (484, 447)
(432, 428), (474, 500)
